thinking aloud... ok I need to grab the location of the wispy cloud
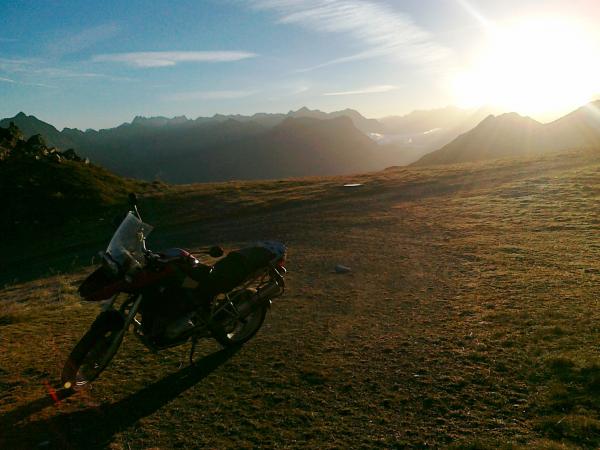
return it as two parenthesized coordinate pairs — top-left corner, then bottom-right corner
(23, 81), (56, 88)
(0, 57), (132, 82)
(0, 75), (54, 88)
(289, 85), (310, 95)
(46, 23), (119, 56)
(324, 84), (398, 96)
(93, 51), (257, 68)
(248, 0), (451, 70)
(163, 90), (257, 101)
(34, 67), (134, 81)
(0, 57), (39, 73)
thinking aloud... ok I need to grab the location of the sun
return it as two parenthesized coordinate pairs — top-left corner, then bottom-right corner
(453, 17), (600, 119)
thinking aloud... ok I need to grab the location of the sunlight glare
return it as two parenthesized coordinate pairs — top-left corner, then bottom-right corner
(453, 17), (600, 119)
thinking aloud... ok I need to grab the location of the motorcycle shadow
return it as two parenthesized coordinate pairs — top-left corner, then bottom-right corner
(0, 347), (239, 449)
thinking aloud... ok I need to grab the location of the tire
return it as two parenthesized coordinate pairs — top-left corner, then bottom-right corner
(61, 310), (124, 390)
(214, 303), (268, 348)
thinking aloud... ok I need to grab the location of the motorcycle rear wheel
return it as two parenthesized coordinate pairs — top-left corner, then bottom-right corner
(215, 304), (267, 348)
(61, 310), (124, 390)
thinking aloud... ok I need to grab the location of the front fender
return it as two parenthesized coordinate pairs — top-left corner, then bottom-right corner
(79, 267), (126, 301)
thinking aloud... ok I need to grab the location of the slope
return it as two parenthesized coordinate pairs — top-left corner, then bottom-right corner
(414, 101), (600, 166)
(0, 122), (142, 232)
(151, 116), (401, 183)
(3, 148), (600, 448)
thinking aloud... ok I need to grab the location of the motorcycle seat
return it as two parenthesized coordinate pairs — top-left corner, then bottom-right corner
(207, 246), (274, 295)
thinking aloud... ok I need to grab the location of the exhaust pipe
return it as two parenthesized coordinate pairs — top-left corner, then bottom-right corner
(235, 282), (282, 319)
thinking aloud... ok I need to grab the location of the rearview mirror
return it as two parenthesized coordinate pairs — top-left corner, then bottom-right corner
(128, 193), (138, 208)
(209, 246), (224, 258)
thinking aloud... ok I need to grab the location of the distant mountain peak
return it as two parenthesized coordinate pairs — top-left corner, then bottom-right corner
(9, 112), (44, 123)
(277, 114), (353, 128)
(477, 112), (541, 128)
(414, 103), (600, 167)
(497, 112), (529, 120)
(131, 115), (191, 127)
(480, 114), (496, 122)
(0, 111), (72, 150)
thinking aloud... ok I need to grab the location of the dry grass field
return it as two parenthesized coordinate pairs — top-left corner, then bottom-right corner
(3, 148), (600, 448)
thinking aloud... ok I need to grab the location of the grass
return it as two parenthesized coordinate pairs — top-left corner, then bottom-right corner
(3, 147), (600, 447)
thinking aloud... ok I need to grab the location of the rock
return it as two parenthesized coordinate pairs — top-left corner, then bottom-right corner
(0, 121), (23, 147)
(0, 122), (88, 166)
(61, 148), (82, 161)
(26, 134), (46, 148)
(335, 264), (352, 274)
(0, 145), (9, 160)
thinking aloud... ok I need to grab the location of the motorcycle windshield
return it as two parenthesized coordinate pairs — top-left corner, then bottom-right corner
(106, 212), (153, 268)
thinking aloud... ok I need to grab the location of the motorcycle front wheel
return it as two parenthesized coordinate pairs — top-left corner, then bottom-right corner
(215, 304), (267, 348)
(61, 310), (124, 390)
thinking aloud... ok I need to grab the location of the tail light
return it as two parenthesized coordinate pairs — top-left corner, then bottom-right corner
(276, 257), (287, 275)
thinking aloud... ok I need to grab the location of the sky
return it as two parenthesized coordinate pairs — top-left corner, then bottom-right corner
(1, 0), (599, 129)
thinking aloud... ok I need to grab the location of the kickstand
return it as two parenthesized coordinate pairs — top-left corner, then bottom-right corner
(189, 335), (198, 366)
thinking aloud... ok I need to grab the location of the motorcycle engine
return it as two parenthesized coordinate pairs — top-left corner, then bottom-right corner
(140, 286), (196, 341)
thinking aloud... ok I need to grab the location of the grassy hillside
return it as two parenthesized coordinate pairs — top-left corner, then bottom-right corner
(3, 147), (600, 448)
(0, 123), (144, 233)
(0, 122), (155, 284)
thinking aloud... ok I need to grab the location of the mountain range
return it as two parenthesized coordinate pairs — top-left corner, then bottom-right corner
(1, 106), (474, 183)
(414, 101), (600, 166)
(2, 102), (600, 183)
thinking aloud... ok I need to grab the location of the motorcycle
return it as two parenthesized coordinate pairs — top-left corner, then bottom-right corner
(61, 194), (287, 390)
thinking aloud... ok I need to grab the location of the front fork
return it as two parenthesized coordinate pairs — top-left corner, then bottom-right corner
(97, 294), (143, 365)
(100, 294), (119, 312)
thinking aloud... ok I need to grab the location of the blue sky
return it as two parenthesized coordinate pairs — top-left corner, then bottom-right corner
(1, 0), (598, 129)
